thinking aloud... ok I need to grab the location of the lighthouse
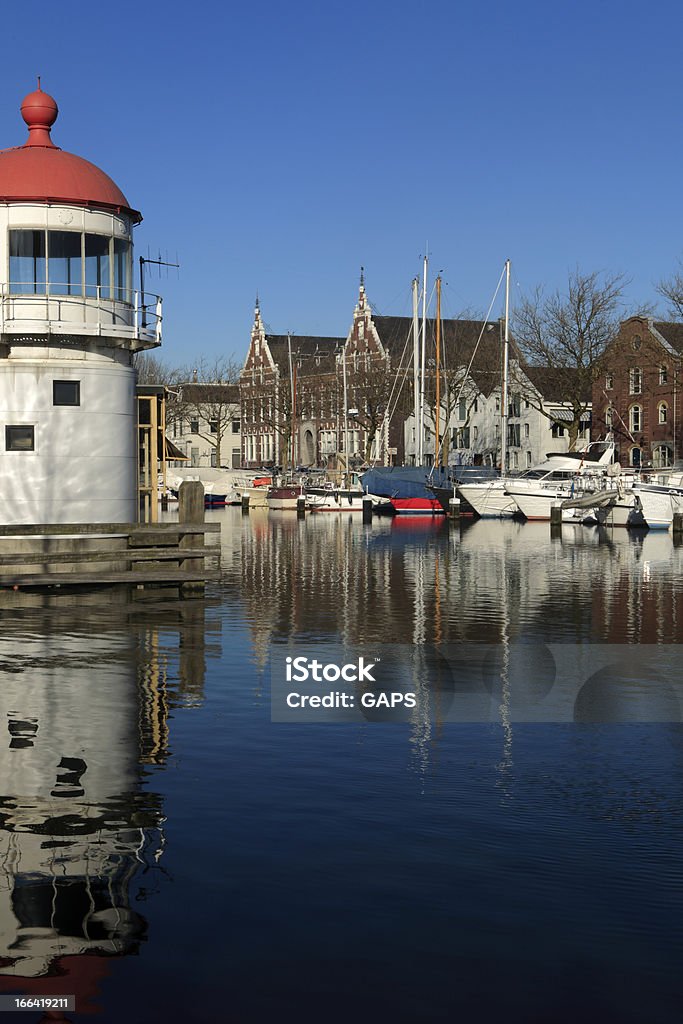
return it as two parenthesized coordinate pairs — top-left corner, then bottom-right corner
(0, 84), (161, 524)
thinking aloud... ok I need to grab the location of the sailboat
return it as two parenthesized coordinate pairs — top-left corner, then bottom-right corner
(360, 258), (496, 514)
(457, 259), (517, 517)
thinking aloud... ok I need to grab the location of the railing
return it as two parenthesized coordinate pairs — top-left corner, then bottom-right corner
(0, 284), (162, 345)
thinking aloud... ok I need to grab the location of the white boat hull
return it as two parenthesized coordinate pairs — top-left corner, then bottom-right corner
(457, 481), (517, 518)
(632, 485), (676, 530)
(504, 485), (565, 521)
(306, 489), (366, 512)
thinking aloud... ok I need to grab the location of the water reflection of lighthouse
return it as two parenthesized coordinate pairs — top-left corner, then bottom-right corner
(0, 604), (203, 1013)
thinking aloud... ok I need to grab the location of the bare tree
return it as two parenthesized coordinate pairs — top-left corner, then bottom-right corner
(348, 358), (407, 462)
(512, 268), (630, 449)
(656, 261), (683, 319)
(133, 352), (182, 386)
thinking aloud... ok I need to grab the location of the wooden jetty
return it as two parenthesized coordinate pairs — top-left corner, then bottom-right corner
(0, 481), (219, 598)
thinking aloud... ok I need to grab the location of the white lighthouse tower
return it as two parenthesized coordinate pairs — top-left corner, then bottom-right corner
(0, 84), (161, 525)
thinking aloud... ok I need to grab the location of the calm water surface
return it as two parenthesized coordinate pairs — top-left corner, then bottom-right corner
(0, 511), (682, 1022)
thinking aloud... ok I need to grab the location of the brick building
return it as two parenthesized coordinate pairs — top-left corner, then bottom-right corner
(592, 316), (683, 468)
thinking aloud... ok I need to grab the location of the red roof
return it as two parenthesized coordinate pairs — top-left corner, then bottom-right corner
(0, 86), (141, 223)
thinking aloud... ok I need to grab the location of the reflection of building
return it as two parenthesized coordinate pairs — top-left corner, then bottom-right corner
(234, 514), (683, 651)
(0, 85), (159, 525)
(0, 602), (209, 1013)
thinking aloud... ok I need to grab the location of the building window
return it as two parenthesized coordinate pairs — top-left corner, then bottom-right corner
(10, 230), (46, 294)
(210, 451), (217, 467)
(629, 368), (642, 395)
(190, 419), (200, 434)
(654, 445), (672, 468)
(551, 423), (566, 438)
(629, 404), (642, 433)
(232, 419), (240, 434)
(114, 238), (131, 302)
(210, 420), (218, 434)
(53, 380), (80, 406)
(458, 399), (466, 421)
(495, 397), (500, 413)
(524, 422), (530, 439)
(6, 425), (34, 451)
(49, 231), (82, 295)
(658, 402), (668, 424)
(85, 234), (111, 298)
(630, 446), (641, 468)
(605, 407), (613, 428)
(509, 394), (521, 418)
(9, 229), (132, 302)
(659, 365), (668, 385)
(508, 423), (520, 447)
(526, 451), (532, 467)
(473, 426), (478, 441)
(605, 372), (614, 390)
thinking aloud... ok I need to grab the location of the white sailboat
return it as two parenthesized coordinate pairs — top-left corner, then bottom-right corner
(458, 259), (517, 517)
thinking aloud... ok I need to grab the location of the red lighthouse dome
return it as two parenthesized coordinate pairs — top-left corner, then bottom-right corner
(0, 85), (141, 222)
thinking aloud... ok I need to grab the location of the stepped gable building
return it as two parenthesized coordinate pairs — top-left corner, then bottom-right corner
(240, 276), (594, 470)
(240, 299), (344, 468)
(592, 316), (683, 468)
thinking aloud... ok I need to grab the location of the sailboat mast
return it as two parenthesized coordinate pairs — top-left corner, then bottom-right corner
(412, 277), (420, 466)
(419, 253), (428, 465)
(435, 276), (441, 467)
(288, 332), (296, 471)
(500, 259), (511, 475)
(342, 344), (350, 486)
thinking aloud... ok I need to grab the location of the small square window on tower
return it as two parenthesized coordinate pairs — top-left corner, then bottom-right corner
(6, 425), (35, 451)
(53, 380), (80, 406)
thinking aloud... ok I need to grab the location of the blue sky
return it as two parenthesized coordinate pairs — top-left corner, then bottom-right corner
(2, 0), (682, 366)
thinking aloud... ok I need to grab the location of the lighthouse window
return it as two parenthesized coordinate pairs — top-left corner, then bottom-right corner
(85, 234), (111, 299)
(48, 231), (82, 295)
(114, 238), (131, 302)
(53, 380), (80, 406)
(9, 230), (46, 294)
(6, 425), (35, 451)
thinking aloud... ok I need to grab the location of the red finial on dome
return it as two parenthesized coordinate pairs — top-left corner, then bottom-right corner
(20, 82), (59, 148)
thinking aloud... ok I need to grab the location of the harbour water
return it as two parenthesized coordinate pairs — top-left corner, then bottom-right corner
(0, 512), (682, 1021)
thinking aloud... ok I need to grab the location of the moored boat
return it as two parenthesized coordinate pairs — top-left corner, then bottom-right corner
(504, 441), (617, 520)
(267, 483), (305, 510)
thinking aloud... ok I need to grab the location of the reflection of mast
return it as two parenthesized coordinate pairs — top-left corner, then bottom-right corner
(496, 545), (514, 797)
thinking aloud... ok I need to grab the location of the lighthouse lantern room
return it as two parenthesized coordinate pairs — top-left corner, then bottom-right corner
(0, 85), (161, 524)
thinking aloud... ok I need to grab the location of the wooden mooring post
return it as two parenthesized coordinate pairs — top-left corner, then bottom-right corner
(178, 480), (206, 595)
